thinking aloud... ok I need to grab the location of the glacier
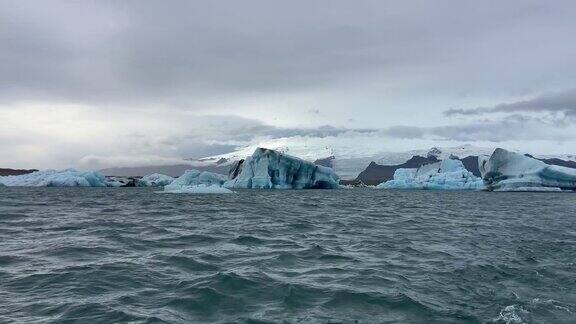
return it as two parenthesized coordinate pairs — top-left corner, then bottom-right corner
(377, 158), (484, 190)
(137, 173), (174, 187)
(0, 169), (113, 187)
(480, 148), (576, 191)
(223, 148), (340, 189)
(163, 170), (233, 193)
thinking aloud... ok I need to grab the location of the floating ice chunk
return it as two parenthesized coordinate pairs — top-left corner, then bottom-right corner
(165, 170), (227, 188)
(377, 158), (484, 190)
(0, 169), (112, 187)
(137, 173), (174, 187)
(480, 148), (576, 191)
(163, 183), (233, 194)
(223, 148), (340, 189)
(163, 169), (231, 193)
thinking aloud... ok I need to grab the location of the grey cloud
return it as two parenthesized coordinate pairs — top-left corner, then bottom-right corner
(229, 125), (377, 141)
(0, 1), (391, 105)
(380, 126), (425, 139)
(181, 114), (571, 147)
(180, 115), (378, 143)
(378, 115), (573, 142)
(173, 142), (238, 160)
(3, 1), (576, 168)
(2, 0), (576, 108)
(444, 88), (576, 117)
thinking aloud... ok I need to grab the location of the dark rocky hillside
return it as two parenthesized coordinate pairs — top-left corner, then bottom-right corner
(354, 155), (482, 186)
(525, 154), (576, 169)
(0, 168), (37, 176)
(355, 155), (439, 186)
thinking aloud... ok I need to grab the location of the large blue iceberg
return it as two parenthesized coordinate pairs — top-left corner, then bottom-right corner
(377, 158), (484, 190)
(480, 148), (576, 191)
(0, 169), (113, 187)
(163, 170), (233, 193)
(223, 148), (340, 189)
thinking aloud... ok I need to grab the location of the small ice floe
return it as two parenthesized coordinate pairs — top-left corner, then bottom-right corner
(162, 170), (233, 194)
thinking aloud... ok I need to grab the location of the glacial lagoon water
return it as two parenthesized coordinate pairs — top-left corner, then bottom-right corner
(1, 188), (575, 323)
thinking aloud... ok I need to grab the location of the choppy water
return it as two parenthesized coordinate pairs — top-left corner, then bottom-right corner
(1, 188), (575, 323)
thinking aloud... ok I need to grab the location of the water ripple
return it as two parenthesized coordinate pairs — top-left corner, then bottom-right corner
(0, 187), (575, 323)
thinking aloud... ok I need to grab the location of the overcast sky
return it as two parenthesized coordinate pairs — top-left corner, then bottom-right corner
(1, 0), (576, 169)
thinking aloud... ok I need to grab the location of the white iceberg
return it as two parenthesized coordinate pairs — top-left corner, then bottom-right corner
(163, 169), (232, 194)
(377, 158), (484, 190)
(223, 148), (340, 189)
(137, 173), (174, 187)
(480, 148), (576, 191)
(0, 169), (113, 187)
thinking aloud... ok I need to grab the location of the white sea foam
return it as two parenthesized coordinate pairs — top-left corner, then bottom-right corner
(492, 305), (528, 324)
(162, 183), (233, 194)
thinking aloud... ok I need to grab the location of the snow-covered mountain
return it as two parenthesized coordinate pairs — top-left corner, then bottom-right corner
(196, 144), (492, 180)
(96, 132), (575, 179)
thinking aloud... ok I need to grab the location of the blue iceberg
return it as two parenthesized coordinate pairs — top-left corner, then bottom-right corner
(480, 148), (576, 191)
(223, 148), (340, 189)
(0, 169), (113, 187)
(377, 158), (484, 190)
(163, 170), (232, 193)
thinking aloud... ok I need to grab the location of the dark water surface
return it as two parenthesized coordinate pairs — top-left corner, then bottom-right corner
(0, 188), (575, 323)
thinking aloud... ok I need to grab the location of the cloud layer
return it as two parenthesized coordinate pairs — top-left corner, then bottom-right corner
(1, 1), (576, 168)
(445, 88), (576, 117)
(3, 1), (576, 109)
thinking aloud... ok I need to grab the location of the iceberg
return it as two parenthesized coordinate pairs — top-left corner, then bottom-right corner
(163, 169), (232, 193)
(223, 148), (340, 189)
(137, 173), (174, 187)
(377, 158), (484, 190)
(0, 169), (113, 187)
(480, 148), (576, 191)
